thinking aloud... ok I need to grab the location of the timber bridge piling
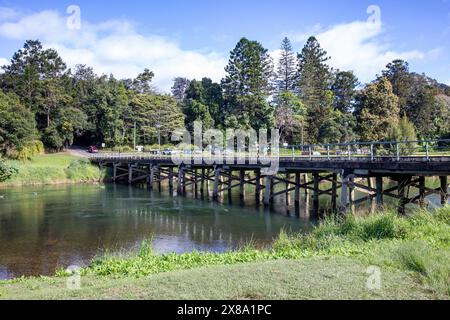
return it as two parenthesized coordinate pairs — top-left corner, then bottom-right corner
(90, 140), (450, 215)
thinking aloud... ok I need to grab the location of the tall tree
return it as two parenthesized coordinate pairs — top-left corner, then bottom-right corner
(129, 94), (185, 145)
(171, 77), (191, 104)
(381, 59), (412, 114)
(331, 71), (359, 113)
(296, 36), (334, 143)
(276, 37), (297, 94)
(0, 90), (36, 155)
(222, 38), (275, 130)
(275, 91), (306, 144)
(354, 77), (400, 141)
(131, 69), (155, 94)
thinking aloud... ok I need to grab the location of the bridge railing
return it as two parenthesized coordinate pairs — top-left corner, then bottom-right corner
(89, 139), (450, 162)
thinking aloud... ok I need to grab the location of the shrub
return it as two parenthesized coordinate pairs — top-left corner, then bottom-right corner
(0, 161), (18, 182)
(65, 159), (104, 181)
(14, 140), (45, 161)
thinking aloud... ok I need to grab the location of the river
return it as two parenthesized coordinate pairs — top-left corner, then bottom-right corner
(0, 184), (312, 280)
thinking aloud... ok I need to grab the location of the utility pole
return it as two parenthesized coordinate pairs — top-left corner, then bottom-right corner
(156, 122), (161, 153)
(133, 122), (136, 151)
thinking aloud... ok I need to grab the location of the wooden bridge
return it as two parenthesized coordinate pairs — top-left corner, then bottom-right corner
(90, 140), (450, 215)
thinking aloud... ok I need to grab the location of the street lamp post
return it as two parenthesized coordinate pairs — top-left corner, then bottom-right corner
(156, 122), (161, 154)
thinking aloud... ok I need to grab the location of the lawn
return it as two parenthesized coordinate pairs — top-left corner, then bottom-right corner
(0, 257), (437, 300)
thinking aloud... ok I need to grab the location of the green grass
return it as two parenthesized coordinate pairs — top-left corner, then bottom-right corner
(1, 207), (448, 300)
(0, 257), (438, 300)
(0, 153), (106, 186)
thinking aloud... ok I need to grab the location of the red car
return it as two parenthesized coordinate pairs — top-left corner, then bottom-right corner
(88, 146), (99, 154)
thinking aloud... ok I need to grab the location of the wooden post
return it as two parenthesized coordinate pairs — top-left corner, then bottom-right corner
(367, 177), (376, 213)
(168, 167), (174, 194)
(304, 174), (309, 196)
(157, 166), (162, 192)
(239, 169), (245, 200)
(194, 169), (198, 198)
(177, 166), (184, 195)
(398, 177), (409, 215)
(264, 176), (272, 207)
(285, 173), (291, 206)
(213, 168), (221, 200)
(255, 170), (261, 204)
(128, 164), (133, 185)
(295, 172), (301, 213)
(331, 173), (338, 212)
(440, 176), (448, 206)
(313, 173), (320, 214)
(182, 169), (186, 195)
(340, 172), (350, 215)
(227, 170), (232, 203)
(113, 163), (117, 182)
(200, 168), (205, 197)
(148, 165), (154, 191)
(419, 176), (426, 208)
(349, 175), (355, 213)
(376, 176), (383, 208)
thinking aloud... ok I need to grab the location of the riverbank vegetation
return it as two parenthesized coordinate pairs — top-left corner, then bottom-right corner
(1, 206), (447, 300)
(78, 207), (449, 298)
(0, 153), (106, 186)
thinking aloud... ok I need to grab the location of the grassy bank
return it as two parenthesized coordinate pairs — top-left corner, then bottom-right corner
(1, 206), (448, 300)
(0, 153), (106, 186)
(0, 257), (437, 300)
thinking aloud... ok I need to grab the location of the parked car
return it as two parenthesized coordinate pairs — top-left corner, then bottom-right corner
(88, 146), (98, 153)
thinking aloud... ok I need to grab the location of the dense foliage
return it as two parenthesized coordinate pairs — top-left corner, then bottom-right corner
(0, 38), (449, 156)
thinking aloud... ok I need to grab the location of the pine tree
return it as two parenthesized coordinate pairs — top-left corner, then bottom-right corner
(296, 36), (333, 143)
(331, 71), (359, 113)
(222, 38), (275, 130)
(276, 37), (297, 94)
(171, 77), (191, 104)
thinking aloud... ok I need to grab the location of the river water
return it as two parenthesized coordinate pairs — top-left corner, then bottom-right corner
(0, 184), (313, 280)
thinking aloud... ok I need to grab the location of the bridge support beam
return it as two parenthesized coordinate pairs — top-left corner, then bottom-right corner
(376, 176), (383, 208)
(239, 169), (246, 201)
(313, 173), (320, 214)
(168, 167), (174, 194)
(339, 171), (352, 215)
(398, 176), (411, 215)
(331, 173), (338, 212)
(128, 164), (133, 185)
(264, 176), (273, 207)
(285, 173), (291, 206)
(213, 168), (222, 200)
(419, 176), (426, 208)
(177, 166), (184, 195)
(440, 176), (448, 206)
(295, 172), (301, 214)
(255, 170), (262, 205)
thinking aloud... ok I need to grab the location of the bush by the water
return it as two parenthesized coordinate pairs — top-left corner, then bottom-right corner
(65, 159), (105, 181)
(0, 161), (18, 182)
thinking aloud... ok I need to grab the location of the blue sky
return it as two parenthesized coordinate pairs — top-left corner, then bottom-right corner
(0, 0), (449, 91)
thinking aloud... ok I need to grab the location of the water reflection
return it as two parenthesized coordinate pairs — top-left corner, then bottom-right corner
(0, 184), (311, 279)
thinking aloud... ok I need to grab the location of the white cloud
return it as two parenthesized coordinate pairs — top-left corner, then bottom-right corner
(0, 7), (20, 21)
(0, 8), (227, 92)
(289, 20), (436, 83)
